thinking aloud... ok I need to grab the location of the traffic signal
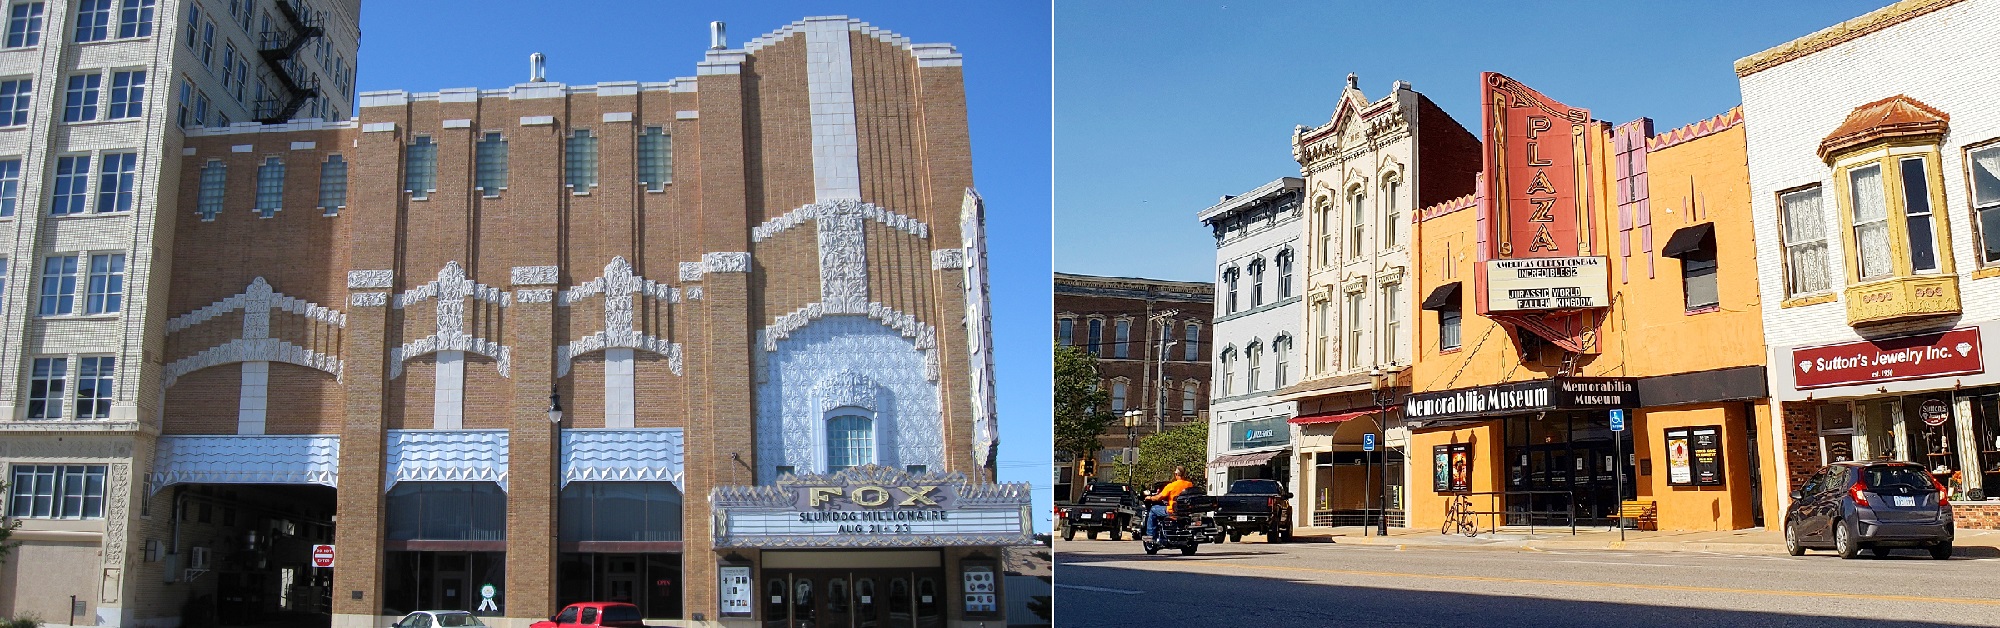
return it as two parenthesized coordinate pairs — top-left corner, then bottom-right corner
(1079, 456), (1097, 478)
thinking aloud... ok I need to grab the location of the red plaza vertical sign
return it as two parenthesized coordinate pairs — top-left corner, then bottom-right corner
(1477, 73), (1608, 351)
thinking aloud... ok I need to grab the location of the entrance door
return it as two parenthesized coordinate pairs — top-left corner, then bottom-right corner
(434, 553), (470, 611)
(768, 570), (942, 628)
(603, 555), (641, 605)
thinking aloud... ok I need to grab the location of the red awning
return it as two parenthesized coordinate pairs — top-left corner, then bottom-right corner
(1288, 410), (1374, 425)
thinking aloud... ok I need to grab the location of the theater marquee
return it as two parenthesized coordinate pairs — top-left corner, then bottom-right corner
(1478, 72), (1606, 316)
(711, 465), (1034, 549)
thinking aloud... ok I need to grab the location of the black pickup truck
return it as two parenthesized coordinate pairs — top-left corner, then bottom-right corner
(1058, 482), (1141, 541)
(1215, 479), (1294, 543)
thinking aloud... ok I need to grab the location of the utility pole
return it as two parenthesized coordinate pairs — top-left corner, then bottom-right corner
(1148, 309), (1180, 435)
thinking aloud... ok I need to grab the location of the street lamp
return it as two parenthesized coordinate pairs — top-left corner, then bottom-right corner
(1123, 410), (1146, 485)
(1368, 366), (1391, 537)
(548, 388), (563, 424)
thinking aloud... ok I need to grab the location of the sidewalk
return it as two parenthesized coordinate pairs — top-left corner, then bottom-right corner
(1291, 525), (2000, 556)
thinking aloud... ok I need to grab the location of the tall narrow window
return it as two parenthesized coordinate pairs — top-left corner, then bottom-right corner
(1349, 191), (1366, 257)
(183, 5), (198, 48)
(117, 0), (153, 38)
(1056, 318), (1073, 345)
(27, 358), (66, 419)
(75, 356), (113, 419)
(1346, 291), (1365, 367)
(1314, 300), (1329, 373)
(1780, 187), (1831, 295)
(318, 154), (346, 215)
(0, 79), (28, 127)
(1249, 259), (1265, 307)
(107, 70), (143, 118)
(1184, 323), (1199, 361)
(1682, 244), (1718, 310)
(39, 254), (78, 315)
(73, 0), (111, 42)
(1316, 197), (1332, 266)
(94, 153), (135, 213)
(1439, 305), (1463, 351)
(1973, 146), (2000, 265)
(176, 79), (190, 128)
(1086, 319), (1103, 356)
(85, 253), (123, 314)
(638, 126), (672, 191)
(1218, 351), (1234, 397)
(231, 59), (246, 101)
(1381, 282), (1403, 364)
(196, 160), (225, 220)
(1182, 381), (1197, 415)
(1272, 337), (1289, 388)
(6, 2), (44, 48)
(1276, 250), (1293, 299)
(0, 158), (19, 217)
(1899, 157), (1938, 273)
(64, 73), (101, 122)
(826, 416), (874, 472)
(1245, 343), (1262, 393)
(566, 129), (598, 190)
(404, 135), (436, 199)
(474, 132), (507, 193)
(199, 20), (213, 67)
(194, 91), (207, 126)
(1110, 382), (1127, 412)
(1113, 319), (1131, 359)
(52, 156), (90, 216)
(1384, 178), (1402, 247)
(1848, 164), (1890, 280)
(220, 43), (236, 90)
(254, 156), (284, 217)
(1223, 267), (1238, 313)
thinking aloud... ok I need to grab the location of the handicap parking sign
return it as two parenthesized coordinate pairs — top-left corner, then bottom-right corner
(1610, 409), (1626, 432)
(1363, 433), (1376, 451)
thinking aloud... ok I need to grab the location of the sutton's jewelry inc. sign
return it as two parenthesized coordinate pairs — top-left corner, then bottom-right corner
(711, 465), (1034, 549)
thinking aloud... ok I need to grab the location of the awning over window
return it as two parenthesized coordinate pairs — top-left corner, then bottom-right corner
(1207, 447), (1291, 469)
(1288, 410), (1374, 425)
(1661, 223), (1715, 258)
(1421, 282), (1462, 311)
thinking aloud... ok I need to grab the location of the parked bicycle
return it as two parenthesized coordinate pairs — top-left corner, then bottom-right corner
(1441, 493), (1478, 537)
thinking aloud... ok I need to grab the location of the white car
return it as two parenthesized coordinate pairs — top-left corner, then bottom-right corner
(391, 611), (488, 628)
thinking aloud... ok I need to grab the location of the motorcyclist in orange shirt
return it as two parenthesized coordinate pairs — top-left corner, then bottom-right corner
(1143, 467), (1194, 542)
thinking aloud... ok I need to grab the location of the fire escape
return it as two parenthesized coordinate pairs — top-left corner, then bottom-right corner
(254, 0), (324, 124)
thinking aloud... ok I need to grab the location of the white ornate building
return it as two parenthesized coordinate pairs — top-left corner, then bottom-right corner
(1199, 178), (1303, 490)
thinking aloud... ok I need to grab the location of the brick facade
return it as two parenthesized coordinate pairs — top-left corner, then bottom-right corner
(1052, 273), (1213, 499)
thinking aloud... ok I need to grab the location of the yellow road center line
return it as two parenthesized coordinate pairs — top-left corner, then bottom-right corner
(1201, 563), (2000, 607)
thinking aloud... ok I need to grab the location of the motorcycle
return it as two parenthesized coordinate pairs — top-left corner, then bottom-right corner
(1140, 491), (1220, 556)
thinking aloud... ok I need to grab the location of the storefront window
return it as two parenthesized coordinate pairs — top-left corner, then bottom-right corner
(386, 482), (507, 541)
(1503, 412), (1633, 525)
(559, 482), (684, 542)
(1818, 404), (1854, 464)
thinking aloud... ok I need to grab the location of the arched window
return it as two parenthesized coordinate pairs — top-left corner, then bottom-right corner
(1245, 342), (1263, 393)
(1273, 335), (1291, 387)
(1316, 196), (1333, 266)
(1183, 323), (1200, 361)
(827, 415), (874, 471)
(1383, 176), (1403, 247)
(1222, 267), (1240, 313)
(1218, 348), (1236, 397)
(1276, 249), (1294, 299)
(1182, 381), (1198, 415)
(1349, 188), (1367, 257)
(1248, 258), (1266, 308)
(1110, 381), (1128, 412)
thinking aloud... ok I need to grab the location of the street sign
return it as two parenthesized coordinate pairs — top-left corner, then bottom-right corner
(312, 544), (336, 568)
(1362, 433), (1376, 452)
(1609, 409), (1625, 432)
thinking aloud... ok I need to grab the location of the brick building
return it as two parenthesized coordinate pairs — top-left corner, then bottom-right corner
(5, 14), (1025, 628)
(1052, 272), (1212, 500)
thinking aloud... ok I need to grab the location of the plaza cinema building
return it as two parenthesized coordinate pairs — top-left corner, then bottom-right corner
(1740, 0), (2000, 529)
(1403, 72), (1781, 532)
(133, 17), (1025, 628)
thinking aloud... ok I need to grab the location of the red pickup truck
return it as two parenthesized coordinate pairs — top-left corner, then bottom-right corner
(528, 602), (648, 628)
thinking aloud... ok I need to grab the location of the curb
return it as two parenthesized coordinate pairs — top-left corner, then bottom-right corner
(1316, 534), (1791, 555)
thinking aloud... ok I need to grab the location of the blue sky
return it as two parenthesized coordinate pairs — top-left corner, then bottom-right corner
(1055, 0), (1899, 282)
(358, 2), (1055, 530)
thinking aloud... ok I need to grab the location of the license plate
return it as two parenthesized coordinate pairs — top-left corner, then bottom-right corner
(1238, 516), (1251, 521)
(1893, 496), (1916, 507)
(1079, 513), (1092, 519)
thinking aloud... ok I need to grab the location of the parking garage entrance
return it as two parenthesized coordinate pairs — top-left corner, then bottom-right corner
(167, 483), (338, 628)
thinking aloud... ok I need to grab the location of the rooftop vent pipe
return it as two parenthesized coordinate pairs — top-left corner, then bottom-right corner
(711, 21), (726, 50)
(530, 52), (546, 82)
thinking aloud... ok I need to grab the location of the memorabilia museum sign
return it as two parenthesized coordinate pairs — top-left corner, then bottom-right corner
(1477, 72), (1607, 315)
(1485, 257), (1611, 310)
(1405, 377), (1638, 422)
(1790, 327), (1983, 390)
(711, 465), (1034, 549)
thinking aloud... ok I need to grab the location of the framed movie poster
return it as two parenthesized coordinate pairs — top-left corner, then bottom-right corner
(1664, 425), (1725, 487)
(1665, 428), (1693, 485)
(1433, 445), (1451, 492)
(1434, 443), (1472, 493)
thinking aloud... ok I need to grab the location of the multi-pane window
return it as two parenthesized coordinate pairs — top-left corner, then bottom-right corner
(117, 0), (153, 38)
(94, 152), (135, 213)
(566, 129), (598, 190)
(199, 20), (213, 67)
(196, 159), (225, 220)
(73, 0), (111, 42)
(1349, 191), (1366, 257)
(220, 43), (236, 89)
(319, 154), (346, 215)
(5, 2), (43, 48)
(1245, 343), (1262, 393)
(1346, 291), (1365, 367)
(26, 357), (66, 418)
(1381, 282), (1403, 364)
(176, 79), (190, 127)
(85, 253), (124, 313)
(1314, 300), (1329, 373)
(1973, 146), (2000, 265)
(38, 254), (77, 314)
(182, 5), (198, 47)
(8, 464), (106, 518)
(1249, 259), (1265, 307)
(1681, 238), (1718, 310)
(1056, 318), (1073, 345)
(1276, 250), (1293, 299)
(1182, 381), (1197, 415)
(1217, 351), (1234, 397)
(404, 135), (437, 199)
(1439, 302), (1463, 352)
(0, 79), (27, 126)
(475, 132), (507, 193)
(63, 73), (100, 122)
(1780, 187), (1831, 296)
(194, 91), (207, 126)
(1086, 319), (1103, 356)
(74, 356), (114, 418)
(1113, 319), (1131, 359)
(1899, 157), (1939, 273)
(0, 158), (19, 217)
(107, 70), (143, 118)
(1110, 382), (1127, 412)
(1317, 196), (1333, 266)
(825, 416), (873, 472)
(1848, 164), (1891, 280)
(1223, 267), (1238, 313)
(1184, 323), (1198, 361)
(1273, 336), (1289, 388)
(231, 59), (246, 101)
(254, 156), (284, 217)
(1383, 178), (1402, 247)
(52, 156), (90, 216)
(638, 127), (672, 191)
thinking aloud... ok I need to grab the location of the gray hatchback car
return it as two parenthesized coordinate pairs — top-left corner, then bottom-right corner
(1785, 461), (1954, 559)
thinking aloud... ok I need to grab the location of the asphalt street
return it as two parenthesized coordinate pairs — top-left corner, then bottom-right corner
(1053, 536), (2000, 627)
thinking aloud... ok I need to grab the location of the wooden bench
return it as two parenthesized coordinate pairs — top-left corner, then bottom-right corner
(1618, 500), (1658, 531)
